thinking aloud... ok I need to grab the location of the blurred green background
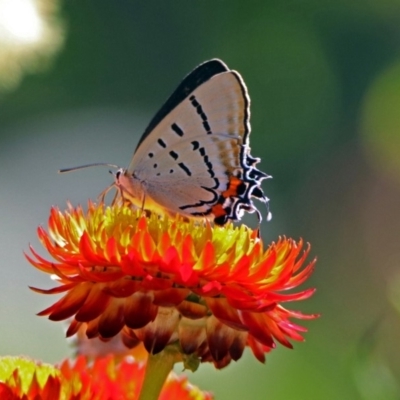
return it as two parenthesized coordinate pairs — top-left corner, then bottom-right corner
(2, 1), (400, 399)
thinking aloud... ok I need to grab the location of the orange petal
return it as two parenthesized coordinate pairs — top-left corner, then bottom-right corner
(176, 300), (208, 319)
(98, 298), (125, 338)
(46, 282), (92, 321)
(179, 317), (207, 354)
(153, 288), (189, 307)
(134, 307), (180, 354)
(124, 292), (158, 329)
(206, 297), (247, 331)
(206, 316), (235, 362)
(229, 331), (247, 361)
(75, 284), (111, 322)
(239, 311), (276, 348)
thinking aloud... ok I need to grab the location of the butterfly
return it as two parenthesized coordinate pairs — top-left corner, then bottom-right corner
(113, 59), (270, 225)
(62, 59), (270, 225)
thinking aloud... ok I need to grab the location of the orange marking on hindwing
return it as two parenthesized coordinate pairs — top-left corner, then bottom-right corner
(222, 176), (244, 198)
(210, 176), (245, 218)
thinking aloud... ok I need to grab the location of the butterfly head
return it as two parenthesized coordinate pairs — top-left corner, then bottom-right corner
(114, 168), (125, 183)
(113, 168), (146, 209)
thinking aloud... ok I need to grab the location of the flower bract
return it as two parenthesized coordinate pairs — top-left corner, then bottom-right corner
(27, 202), (318, 368)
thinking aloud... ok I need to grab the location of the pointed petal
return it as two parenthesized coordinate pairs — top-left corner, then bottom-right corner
(75, 284), (111, 322)
(206, 297), (247, 330)
(134, 307), (179, 354)
(179, 317), (207, 354)
(45, 282), (92, 321)
(97, 298), (125, 338)
(124, 292), (158, 329)
(206, 316), (235, 362)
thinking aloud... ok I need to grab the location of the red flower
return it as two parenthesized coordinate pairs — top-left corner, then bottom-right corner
(0, 357), (61, 400)
(27, 202), (318, 369)
(0, 355), (212, 400)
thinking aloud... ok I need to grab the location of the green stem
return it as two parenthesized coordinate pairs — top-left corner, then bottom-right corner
(138, 346), (181, 400)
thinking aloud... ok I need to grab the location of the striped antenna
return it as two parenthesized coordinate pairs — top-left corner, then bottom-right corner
(59, 163), (119, 174)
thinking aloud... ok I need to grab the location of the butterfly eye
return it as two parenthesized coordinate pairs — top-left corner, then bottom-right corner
(115, 169), (124, 182)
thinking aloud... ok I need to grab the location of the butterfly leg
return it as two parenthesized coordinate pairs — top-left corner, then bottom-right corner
(98, 183), (116, 204)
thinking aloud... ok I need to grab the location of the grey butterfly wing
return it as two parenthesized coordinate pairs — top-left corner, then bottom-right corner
(136, 133), (244, 217)
(127, 59), (269, 224)
(132, 59), (230, 153)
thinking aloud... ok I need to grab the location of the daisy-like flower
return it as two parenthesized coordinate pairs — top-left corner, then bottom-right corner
(0, 355), (212, 400)
(0, 356), (60, 400)
(27, 202), (318, 370)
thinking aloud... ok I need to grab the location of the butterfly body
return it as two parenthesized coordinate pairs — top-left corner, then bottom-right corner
(115, 59), (270, 225)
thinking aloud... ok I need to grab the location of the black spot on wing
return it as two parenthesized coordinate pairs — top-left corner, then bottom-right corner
(171, 123), (184, 137)
(169, 150), (178, 160)
(203, 154), (214, 178)
(189, 95), (212, 135)
(157, 138), (166, 148)
(134, 59), (229, 152)
(203, 121), (211, 133)
(178, 162), (191, 176)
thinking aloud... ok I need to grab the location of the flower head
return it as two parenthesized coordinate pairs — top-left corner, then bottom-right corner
(27, 202), (318, 369)
(0, 355), (212, 400)
(0, 356), (60, 400)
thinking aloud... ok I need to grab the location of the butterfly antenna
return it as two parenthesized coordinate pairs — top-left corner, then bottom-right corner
(58, 163), (119, 173)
